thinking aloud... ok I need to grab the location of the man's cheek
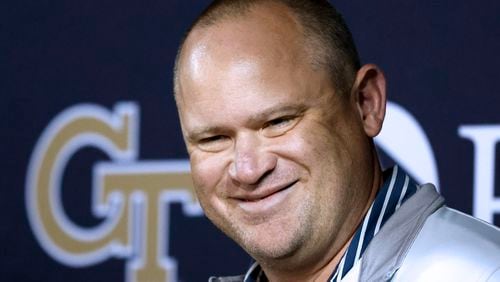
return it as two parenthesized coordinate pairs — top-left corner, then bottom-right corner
(192, 155), (222, 183)
(283, 131), (329, 160)
(275, 130), (311, 154)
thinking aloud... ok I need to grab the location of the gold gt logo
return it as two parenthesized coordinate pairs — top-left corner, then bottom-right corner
(26, 102), (200, 282)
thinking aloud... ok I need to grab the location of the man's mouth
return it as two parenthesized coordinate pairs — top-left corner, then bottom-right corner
(235, 180), (299, 213)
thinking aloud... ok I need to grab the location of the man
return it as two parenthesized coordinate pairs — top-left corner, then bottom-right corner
(173, 0), (500, 281)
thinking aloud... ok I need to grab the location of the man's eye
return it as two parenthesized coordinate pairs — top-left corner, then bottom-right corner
(262, 116), (299, 137)
(266, 117), (292, 127)
(197, 135), (231, 152)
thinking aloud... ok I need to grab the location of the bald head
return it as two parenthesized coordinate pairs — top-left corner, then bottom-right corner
(174, 0), (360, 99)
(177, 1), (314, 103)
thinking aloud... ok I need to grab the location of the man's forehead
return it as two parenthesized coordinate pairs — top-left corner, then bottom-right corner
(180, 2), (306, 72)
(174, 1), (337, 122)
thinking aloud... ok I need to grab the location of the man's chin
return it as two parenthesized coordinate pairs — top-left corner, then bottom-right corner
(237, 229), (305, 263)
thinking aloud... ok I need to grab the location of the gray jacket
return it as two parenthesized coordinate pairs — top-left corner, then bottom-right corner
(211, 185), (500, 281)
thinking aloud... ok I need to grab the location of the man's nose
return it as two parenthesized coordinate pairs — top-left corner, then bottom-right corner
(228, 133), (277, 185)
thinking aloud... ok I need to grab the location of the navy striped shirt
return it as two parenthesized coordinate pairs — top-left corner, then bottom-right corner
(243, 165), (418, 282)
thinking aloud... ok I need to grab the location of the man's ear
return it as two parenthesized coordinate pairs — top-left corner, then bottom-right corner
(351, 64), (387, 137)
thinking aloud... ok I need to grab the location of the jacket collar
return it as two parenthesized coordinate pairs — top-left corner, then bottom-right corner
(359, 184), (444, 281)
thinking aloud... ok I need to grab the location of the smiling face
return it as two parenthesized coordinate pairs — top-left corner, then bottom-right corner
(175, 3), (380, 271)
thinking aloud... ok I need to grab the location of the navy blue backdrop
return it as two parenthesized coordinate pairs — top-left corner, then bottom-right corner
(2, 1), (500, 281)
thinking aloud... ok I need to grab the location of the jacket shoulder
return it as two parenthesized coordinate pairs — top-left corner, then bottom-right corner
(394, 206), (500, 281)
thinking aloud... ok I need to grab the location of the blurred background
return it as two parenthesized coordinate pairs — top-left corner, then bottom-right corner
(2, 1), (499, 281)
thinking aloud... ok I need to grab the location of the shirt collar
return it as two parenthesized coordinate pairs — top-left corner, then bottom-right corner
(243, 165), (418, 282)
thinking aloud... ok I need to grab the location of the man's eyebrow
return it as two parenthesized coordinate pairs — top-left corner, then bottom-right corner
(247, 104), (307, 125)
(186, 125), (226, 142)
